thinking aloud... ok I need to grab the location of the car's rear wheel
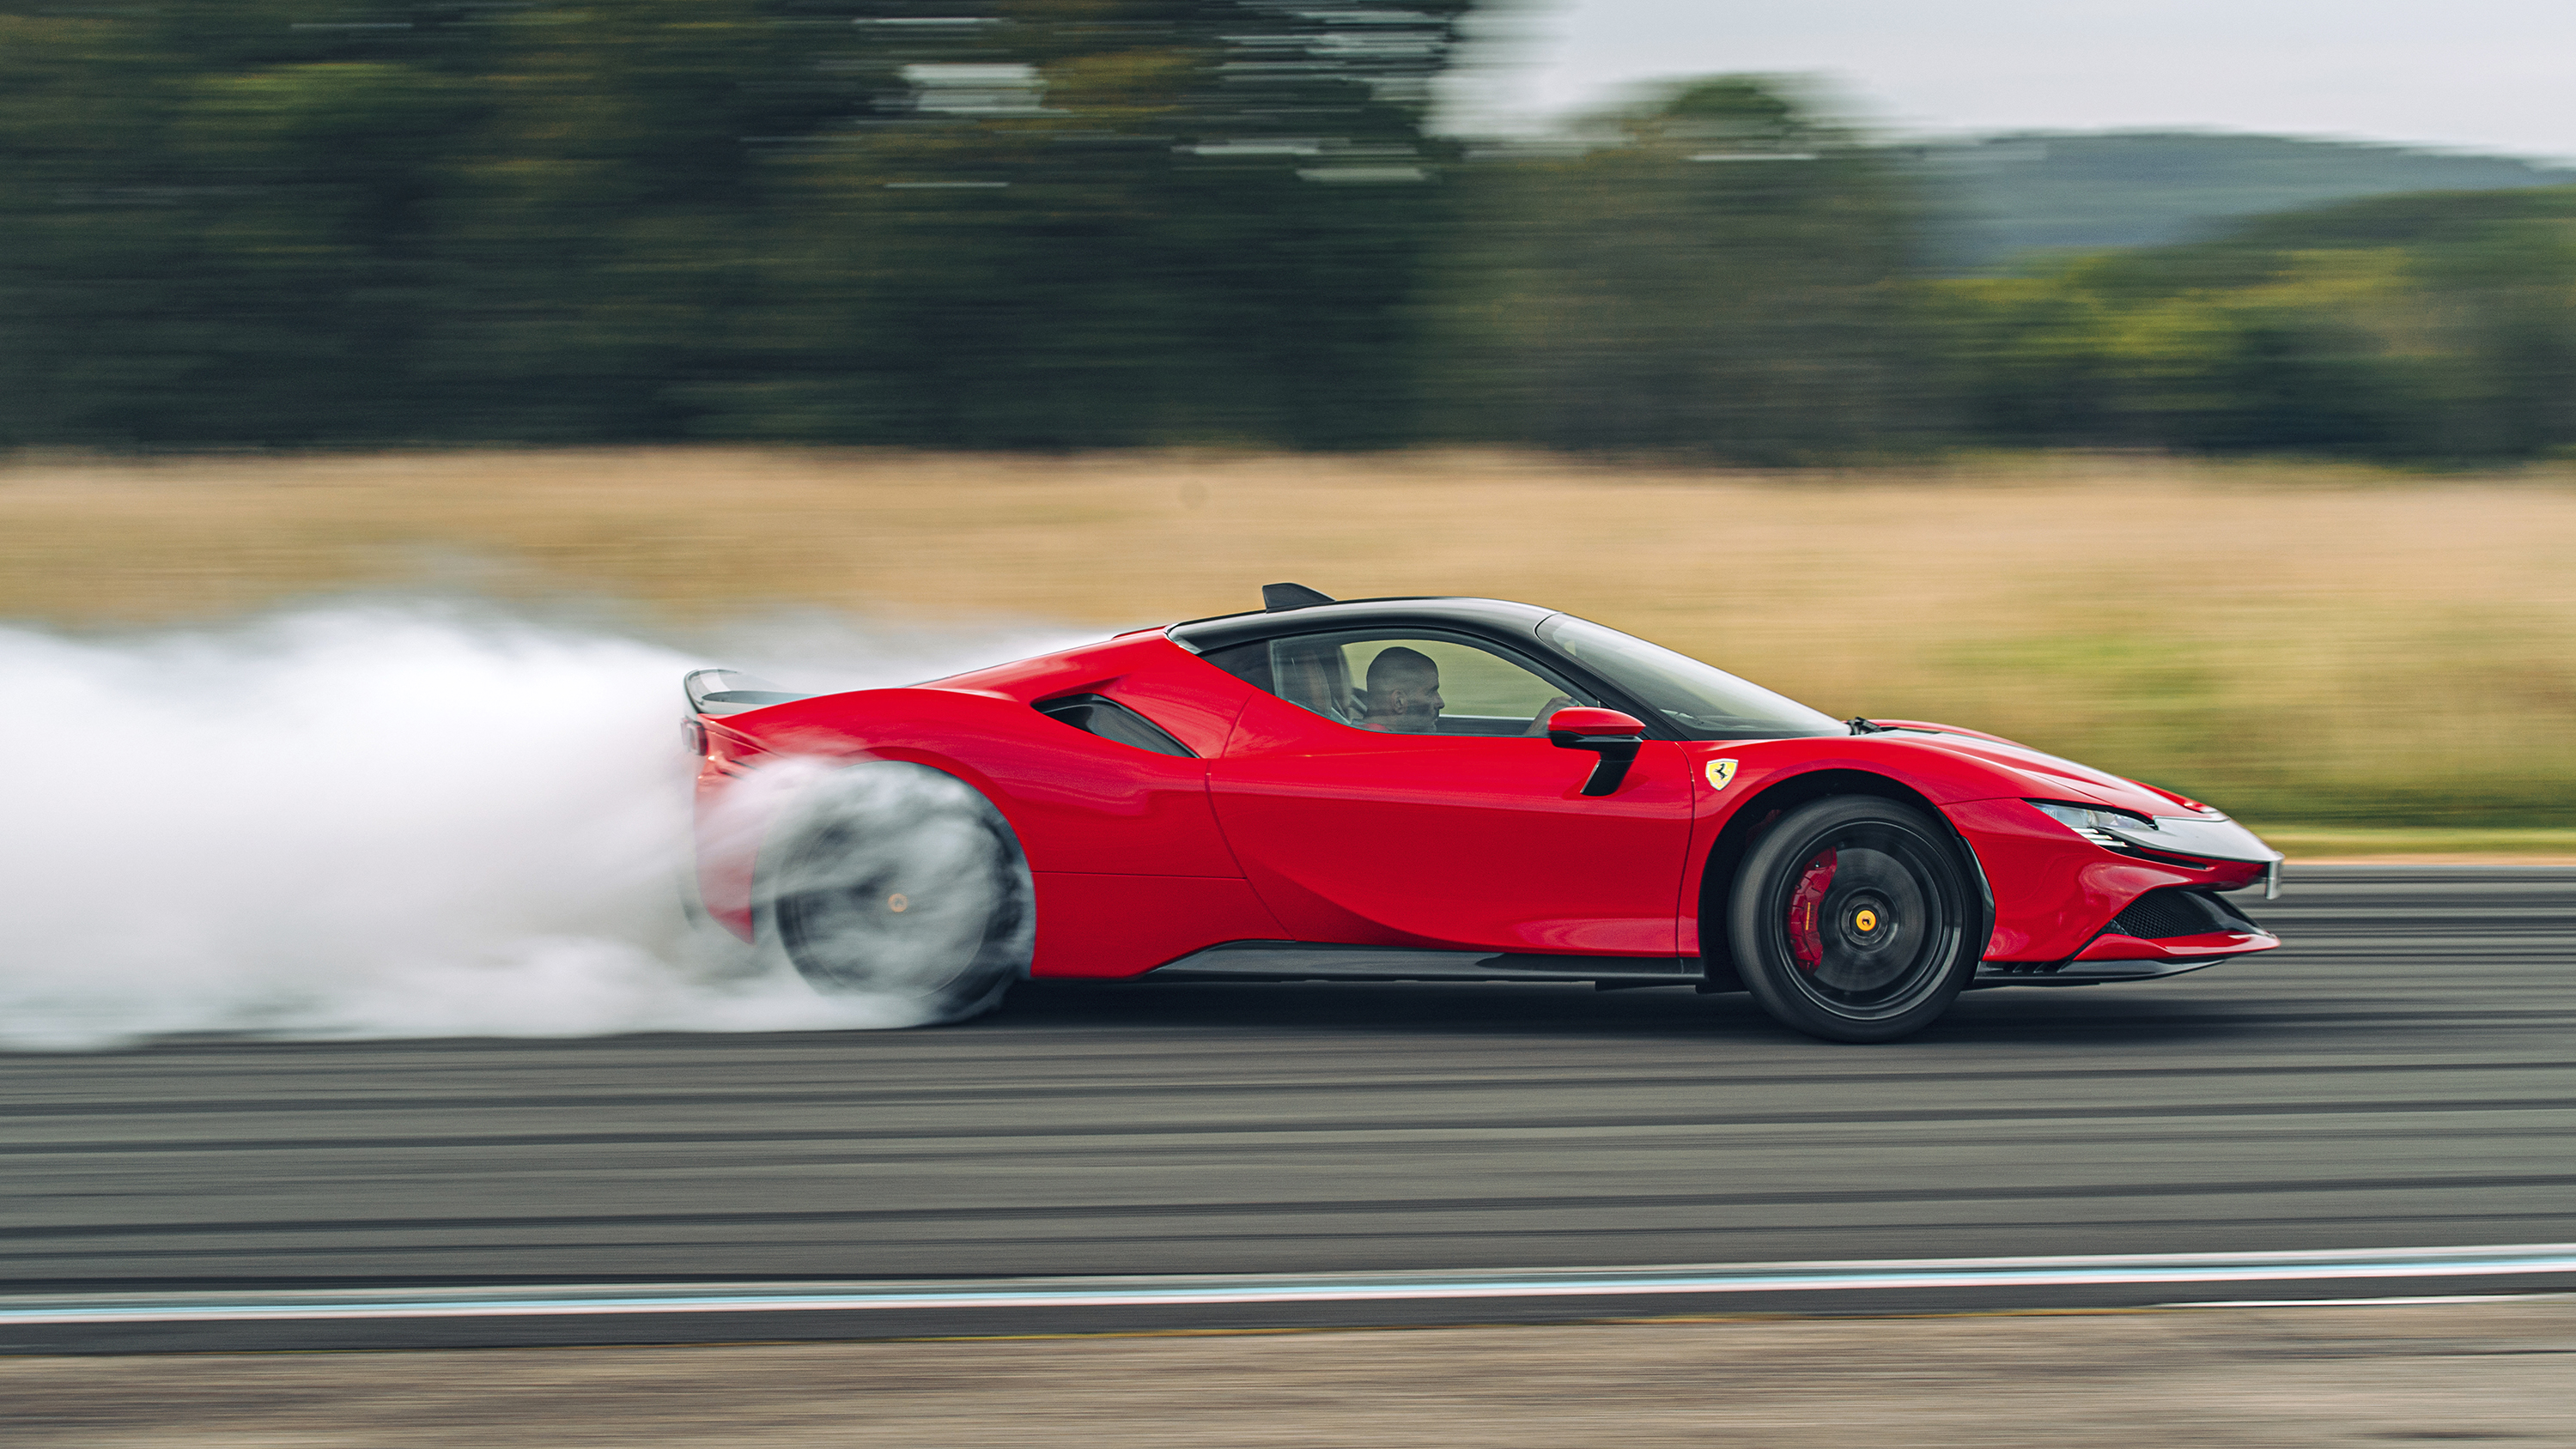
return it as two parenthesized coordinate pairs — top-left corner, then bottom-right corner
(1727, 795), (1979, 1043)
(753, 761), (1032, 1026)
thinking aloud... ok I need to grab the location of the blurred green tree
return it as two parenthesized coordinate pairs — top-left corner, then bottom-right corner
(0, 0), (1467, 448)
(1423, 77), (1939, 462)
(1929, 189), (2576, 460)
(0, 4), (484, 443)
(694, 0), (1467, 448)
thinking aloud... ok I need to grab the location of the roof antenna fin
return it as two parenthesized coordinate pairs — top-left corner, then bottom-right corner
(1261, 582), (1334, 612)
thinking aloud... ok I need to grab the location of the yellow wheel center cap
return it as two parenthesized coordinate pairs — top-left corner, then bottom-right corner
(1854, 908), (1879, 932)
(887, 893), (910, 913)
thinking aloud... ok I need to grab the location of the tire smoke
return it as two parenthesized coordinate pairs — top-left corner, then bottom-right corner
(0, 602), (1067, 1050)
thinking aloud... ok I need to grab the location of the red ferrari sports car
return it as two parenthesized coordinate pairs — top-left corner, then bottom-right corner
(684, 585), (2281, 1042)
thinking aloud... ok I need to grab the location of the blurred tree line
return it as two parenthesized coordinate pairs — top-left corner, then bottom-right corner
(1931, 190), (2576, 458)
(3, 1), (2571, 461)
(0, 0), (1467, 449)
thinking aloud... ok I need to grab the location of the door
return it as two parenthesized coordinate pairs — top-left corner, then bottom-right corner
(1205, 629), (1695, 956)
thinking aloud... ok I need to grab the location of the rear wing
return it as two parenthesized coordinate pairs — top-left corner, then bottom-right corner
(683, 668), (813, 718)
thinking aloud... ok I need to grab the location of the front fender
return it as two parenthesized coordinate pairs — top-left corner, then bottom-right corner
(1944, 797), (2269, 961)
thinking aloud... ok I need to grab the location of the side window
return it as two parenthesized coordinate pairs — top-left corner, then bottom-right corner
(1201, 640), (1272, 694)
(1230, 632), (1595, 737)
(1033, 694), (1196, 758)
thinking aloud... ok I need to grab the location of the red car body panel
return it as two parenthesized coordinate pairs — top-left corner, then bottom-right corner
(1210, 688), (1694, 955)
(691, 616), (2281, 979)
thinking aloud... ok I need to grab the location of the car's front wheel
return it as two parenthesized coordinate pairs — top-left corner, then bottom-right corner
(753, 761), (1032, 1027)
(1727, 795), (1981, 1043)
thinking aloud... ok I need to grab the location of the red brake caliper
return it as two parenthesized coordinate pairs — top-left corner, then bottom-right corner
(1788, 849), (1838, 969)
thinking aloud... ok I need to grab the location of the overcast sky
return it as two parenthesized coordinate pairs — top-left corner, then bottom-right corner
(1449, 0), (2576, 160)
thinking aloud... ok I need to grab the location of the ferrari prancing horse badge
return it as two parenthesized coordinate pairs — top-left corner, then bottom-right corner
(1705, 759), (1738, 790)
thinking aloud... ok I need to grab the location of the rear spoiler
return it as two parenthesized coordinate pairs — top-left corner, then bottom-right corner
(683, 668), (813, 718)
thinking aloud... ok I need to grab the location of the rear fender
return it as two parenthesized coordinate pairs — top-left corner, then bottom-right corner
(691, 680), (1249, 941)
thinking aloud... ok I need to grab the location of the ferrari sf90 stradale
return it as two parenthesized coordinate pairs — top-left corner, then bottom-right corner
(685, 585), (2280, 1042)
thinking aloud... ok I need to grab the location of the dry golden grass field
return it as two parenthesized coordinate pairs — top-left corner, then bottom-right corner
(7, 446), (2574, 842)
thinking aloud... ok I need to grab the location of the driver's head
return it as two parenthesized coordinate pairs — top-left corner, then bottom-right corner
(1358, 647), (1443, 733)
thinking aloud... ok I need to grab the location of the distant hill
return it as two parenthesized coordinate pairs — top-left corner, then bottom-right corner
(2022, 183), (2576, 301)
(1927, 181), (2576, 460)
(1912, 131), (2576, 270)
(2206, 184), (2576, 252)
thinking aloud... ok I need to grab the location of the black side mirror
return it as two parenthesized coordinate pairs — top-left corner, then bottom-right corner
(1546, 707), (1647, 797)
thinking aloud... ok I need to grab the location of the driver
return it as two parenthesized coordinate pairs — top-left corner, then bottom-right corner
(1353, 646), (1583, 737)
(1352, 647), (1443, 733)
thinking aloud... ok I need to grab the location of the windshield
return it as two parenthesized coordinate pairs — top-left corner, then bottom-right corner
(1538, 614), (1844, 740)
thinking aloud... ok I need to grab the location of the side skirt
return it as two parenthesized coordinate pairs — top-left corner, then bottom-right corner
(1146, 941), (1710, 987)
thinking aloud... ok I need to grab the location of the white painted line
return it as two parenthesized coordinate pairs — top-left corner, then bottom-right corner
(6, 1243), (2575, 1327)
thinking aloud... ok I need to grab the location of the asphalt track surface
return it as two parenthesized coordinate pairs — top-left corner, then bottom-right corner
(6, 866), (2573, 1349)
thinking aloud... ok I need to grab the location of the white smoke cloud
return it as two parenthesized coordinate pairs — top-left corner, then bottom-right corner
(0, 601), (1072, 1051)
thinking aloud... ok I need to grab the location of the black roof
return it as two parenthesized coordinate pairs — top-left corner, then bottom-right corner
(1166, 597), (1558, 655)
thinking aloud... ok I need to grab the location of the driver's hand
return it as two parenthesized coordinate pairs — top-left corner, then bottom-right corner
(1525, 696), (1577, 737)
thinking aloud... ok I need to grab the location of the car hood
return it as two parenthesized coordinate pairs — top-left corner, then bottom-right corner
(1874, 725), (2206, 820)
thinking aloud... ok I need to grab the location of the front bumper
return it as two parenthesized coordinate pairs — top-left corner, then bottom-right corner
(1946, 797), (2284, 976)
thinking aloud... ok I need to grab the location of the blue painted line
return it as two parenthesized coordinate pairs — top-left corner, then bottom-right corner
(5, 1243), (2574, 1326)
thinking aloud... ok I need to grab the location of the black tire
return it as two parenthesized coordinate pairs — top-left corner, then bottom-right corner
(1726, 795), (1980, 1043)
(751, 761), (1032, 1027)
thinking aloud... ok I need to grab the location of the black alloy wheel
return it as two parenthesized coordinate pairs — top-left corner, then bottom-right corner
(1726, 795), (1983, 1043)
(756, 761), (1032, 1026)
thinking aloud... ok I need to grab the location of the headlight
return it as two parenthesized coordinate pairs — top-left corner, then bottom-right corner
(2026, 799), (2282, 870)
(2029, 800), (2157, 849)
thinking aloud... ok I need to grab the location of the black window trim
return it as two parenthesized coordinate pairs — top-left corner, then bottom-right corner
(1167, 597), (1557, 656)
